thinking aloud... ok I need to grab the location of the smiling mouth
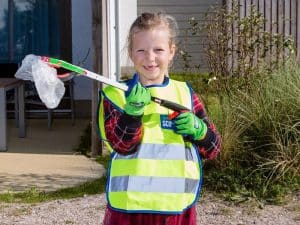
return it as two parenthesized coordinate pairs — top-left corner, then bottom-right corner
(144, 65), (158, 71)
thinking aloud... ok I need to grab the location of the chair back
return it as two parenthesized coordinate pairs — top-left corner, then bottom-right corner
(0, 63), (19, 78)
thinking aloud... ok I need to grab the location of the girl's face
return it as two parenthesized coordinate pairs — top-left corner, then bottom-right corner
(129, 26), (175, 86)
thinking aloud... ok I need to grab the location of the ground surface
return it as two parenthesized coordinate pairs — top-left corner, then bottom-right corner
(0, 192), (299, 225)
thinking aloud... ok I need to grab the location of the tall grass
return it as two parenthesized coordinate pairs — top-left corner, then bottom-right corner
(208, 60), (300, 201)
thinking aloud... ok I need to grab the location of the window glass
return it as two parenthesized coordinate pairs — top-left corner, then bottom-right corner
(0, 0), (60, 63)
(0, 0), (9, 62)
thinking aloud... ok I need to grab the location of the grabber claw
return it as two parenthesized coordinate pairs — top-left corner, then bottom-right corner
(40, 56), (75, 81)
(168, 111), (180, 120)
(168, 109), (189, 120)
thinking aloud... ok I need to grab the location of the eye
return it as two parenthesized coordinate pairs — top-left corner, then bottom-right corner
(155, 48), (164, 52)
(137, 49), (144, 52)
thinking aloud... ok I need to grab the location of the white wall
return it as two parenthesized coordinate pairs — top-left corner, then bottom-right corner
(104, 0), (137, 81)
(72, 0), (93, 100)
(119, 0), (137, 70)
(71, 0), (137, 100)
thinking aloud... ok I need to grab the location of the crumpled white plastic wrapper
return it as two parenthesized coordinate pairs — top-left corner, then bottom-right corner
(15, 54), (65, 109)
(32, 60), (65, 109)
(15, 54), (39, 81)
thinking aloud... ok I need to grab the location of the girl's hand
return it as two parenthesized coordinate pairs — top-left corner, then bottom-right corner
(125, 82), (151, 116)
(174, 112), (207, 140)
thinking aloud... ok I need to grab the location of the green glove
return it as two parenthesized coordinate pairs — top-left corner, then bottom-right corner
(174, 112), (208, 140)
(125, 82), (151, 116)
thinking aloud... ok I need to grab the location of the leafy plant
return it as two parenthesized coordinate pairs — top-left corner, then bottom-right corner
(205, 60), (300, 202)
(180, 1), (295, 95)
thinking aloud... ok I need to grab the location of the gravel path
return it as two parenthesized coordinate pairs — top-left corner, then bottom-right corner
(0, 193), (299, 225)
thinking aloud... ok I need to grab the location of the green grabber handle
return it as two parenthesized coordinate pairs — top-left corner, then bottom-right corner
(41, 56), (85, 74)
(41, 56), (190, 114)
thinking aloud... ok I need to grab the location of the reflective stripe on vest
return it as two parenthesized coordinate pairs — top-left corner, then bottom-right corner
(99, 78), (202, 213)
(110, 176), (199, 193)
(114, 143), (198, 161)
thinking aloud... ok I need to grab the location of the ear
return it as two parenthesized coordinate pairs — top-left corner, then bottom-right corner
(169, 44), (176, 61)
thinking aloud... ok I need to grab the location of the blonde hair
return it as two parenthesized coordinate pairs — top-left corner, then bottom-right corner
(127, 12), (179, 55)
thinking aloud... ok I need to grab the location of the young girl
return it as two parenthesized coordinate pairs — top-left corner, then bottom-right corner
(98, 12), (221, 225)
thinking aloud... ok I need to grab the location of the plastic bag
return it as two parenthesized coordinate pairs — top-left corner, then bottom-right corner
(15, 54), (65, 109)
(15, 54), (39, 81)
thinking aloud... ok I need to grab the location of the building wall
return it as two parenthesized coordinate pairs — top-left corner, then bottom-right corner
(137, 0), (222, 72)
(119, 0), (137, 75)
(72, 0), (93, 100)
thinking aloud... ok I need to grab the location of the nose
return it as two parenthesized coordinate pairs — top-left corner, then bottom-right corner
(146, 50), (155, 61)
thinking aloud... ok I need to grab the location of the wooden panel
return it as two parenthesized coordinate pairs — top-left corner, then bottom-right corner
(252, 0), (259, 66)
(178, 45), (207, 54)
(246, 0), (252, 16)
(278, 0), (284, 34)
(265, 1), (272, 33)
(232, 0), (239, 70)
(284, 0), (291, 37)
(271, 0), (278, 58)
(271, 0), (278, 33)
(291, 0), (297, 59)
(291, 0), (297, 40)
(284, 0), (291, 57)
(168, 13), (215, 21)
(252, 0), (259, 8)
(91, 0), (103, 156)
(258, 0), (265, 17)
(226, 0), (233, 72)
(194, 0), (300, 72)
(138, 0), (215, 6)
(176, 21), (210, 30)
(138, 6), (214, 14)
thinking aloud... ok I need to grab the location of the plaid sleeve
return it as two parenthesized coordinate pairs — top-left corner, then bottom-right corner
(103, 98), (142, 154)
(191, 93), (221, 160)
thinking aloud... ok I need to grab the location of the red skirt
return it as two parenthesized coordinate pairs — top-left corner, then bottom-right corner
(102, 205), (197, 225)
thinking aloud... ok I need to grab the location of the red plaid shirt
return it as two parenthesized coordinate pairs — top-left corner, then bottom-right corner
(101, 90), (221, 225)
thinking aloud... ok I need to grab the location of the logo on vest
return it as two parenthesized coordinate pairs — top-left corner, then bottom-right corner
(160, 115), (175, 130)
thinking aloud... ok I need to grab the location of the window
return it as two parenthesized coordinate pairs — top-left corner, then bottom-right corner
(0, 0), (71, 77)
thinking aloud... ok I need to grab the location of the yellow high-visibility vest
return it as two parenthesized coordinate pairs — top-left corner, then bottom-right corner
(98, 77), (202, 214)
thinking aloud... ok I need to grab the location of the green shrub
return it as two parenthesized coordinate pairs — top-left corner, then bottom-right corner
(206, 60), (300, 202)
(170, 62), (300, 202)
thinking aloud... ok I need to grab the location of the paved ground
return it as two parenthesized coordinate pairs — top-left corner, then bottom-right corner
(0, 153), (104, 192)
(0, 119), (105, 193)
(7, 118), (89, 154)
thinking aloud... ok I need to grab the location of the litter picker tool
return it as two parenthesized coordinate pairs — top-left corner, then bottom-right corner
(15, 54), (189, 115)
